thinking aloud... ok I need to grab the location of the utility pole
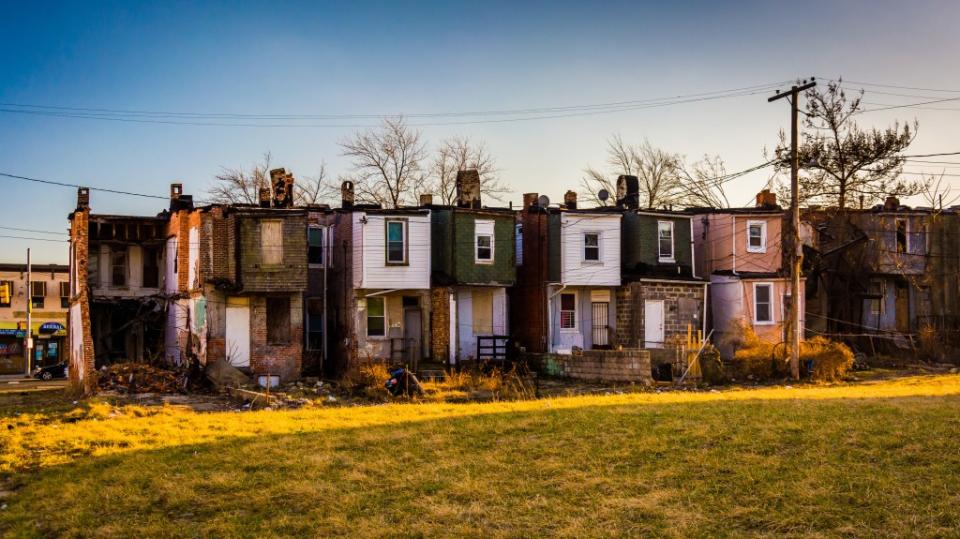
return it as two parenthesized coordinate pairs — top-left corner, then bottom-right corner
(769, 78), (816, 381)
(24, 248), (32, 377)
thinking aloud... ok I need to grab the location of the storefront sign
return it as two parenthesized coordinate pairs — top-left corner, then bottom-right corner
(40, 322), (66, 334)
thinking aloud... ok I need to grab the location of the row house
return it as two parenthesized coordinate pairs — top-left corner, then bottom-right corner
(803, 197), (960, 350)
(692, 190), (803, 359)
(0, 263), (70, 374)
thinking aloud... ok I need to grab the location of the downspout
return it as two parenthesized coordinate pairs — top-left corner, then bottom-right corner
(688, 215), (699, 279)
(322, 223), (331, 371)
(731, 215), (738, 275)
(701, 281), (709, 338)
(547, 284), (568, 353)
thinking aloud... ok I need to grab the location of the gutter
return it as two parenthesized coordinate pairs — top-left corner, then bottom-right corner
(546, 284), (568, 353)
(364, 289), (402, 298)
(731, 215), (738, 276)
(688, 215), (699, 279)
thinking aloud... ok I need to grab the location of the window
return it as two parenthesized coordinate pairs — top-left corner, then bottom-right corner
(266, 297), (291, 344)
(868, 280), (884, 316)
(754, 283), (773, 324)
(515, 224), (523, 266)
(308, 226), (324, 265)
(747, 221), (766, 253)
(60, 282), (70, 309)
(367, 296), (385, 337)
(560, 292), (577, 329)
(896, 219), (908, 254)
(0, 280), (12, 307)
(306, 298), (323, 350)
(88, 247), (100, 286)
(386, 220), (406, 264)
(111, 248), (127, 287)
(261, 220), (284, 266)
(475, 219), (494, 263)
(658, 221), (675, 262)
(584, 233), (600, 262)
(142, 246), (159, 288)
(31, 281), (46, 309)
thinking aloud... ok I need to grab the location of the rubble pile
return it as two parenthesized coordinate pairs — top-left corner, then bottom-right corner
(98, 362), (184, 394)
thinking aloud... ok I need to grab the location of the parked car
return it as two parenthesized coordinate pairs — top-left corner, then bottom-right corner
(33, 362), (68, 380)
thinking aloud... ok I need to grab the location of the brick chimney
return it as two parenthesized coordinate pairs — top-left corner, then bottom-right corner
(523, 193), (539, 209)
(755, 189), (777, 209)
(616, 175), (640, 209)
(258, 187), (271, 208)
(419, 193), (433, 207)
(564, 190), (578, 210)
(169, 183), (193, 211)
(456, 169), (481, 209)
(341, 180), (355, 209)
(884, 196), (900, 211)
(270, 168), (294, 208)
(76, 187), (90, 210)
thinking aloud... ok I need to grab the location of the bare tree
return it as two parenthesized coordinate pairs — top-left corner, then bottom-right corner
(208, 152), (273, 205)
(677, 155), (731, 208)
(339, 116), (427, 208)
(295, 162), (339, 206)
(774, 79), (923, 209)
(428, 136), (506, 205)
(920, 172), (960, 211)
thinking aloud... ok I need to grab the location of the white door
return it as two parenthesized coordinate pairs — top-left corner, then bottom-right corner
(644, 300), (665, 348)
(225, 297), (250, 367)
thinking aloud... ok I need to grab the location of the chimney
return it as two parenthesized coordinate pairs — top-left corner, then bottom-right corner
(456, 169), (481, 209)
(755, 189), (777, 209)
(258, 187), (271, 208)
(169, 183), (193, 211)
(884, 196), (900, 211)
(419, 193), (433, 207)
(523, 193), (539, 210)
(77, 187), (90, 210)
(564, 190), (578, 210)
(270, 168), (294, 208)
(341, 180), (355, 209)
(616, 175), (640, 209)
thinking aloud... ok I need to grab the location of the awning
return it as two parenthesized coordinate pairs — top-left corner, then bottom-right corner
(0, 320), (67, 338)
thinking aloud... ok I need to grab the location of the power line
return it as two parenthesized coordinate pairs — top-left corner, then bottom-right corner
(0, 225), (66, 235)
(0, 234), (69, 243)
(841, 79), (960, 94)
(0, 171), (168, 200)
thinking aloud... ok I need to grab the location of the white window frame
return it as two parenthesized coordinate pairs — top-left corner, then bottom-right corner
(559, 291), (578, 331)
(385, 219), (407, 265)
(747, 220), (767, 253)
(583, 232), (601, 263)
(657, 220), (675, 262)
(474, 219), (494, 264)
(753, 282), (775, 325)
(366, 296), (386, 338)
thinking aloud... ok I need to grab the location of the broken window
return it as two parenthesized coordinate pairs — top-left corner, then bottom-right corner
(896, 219), (908, 254)
(308, 226), (324, 265)
(475, 219), (494, 263)
(142, 246), (159, 288)
(386, 220), (406, 264)
(88, 248), (100, 286)
(754, 283), (773, 323)
(747, 221), (766, 253)
(560, 292), (577, 329)
(266, 297), (291, 344)
(111, 248), (127, 287)
(60, 282), (70, 308)
(584, 233), (600, 262)
(367, 296), (385, 337)
(261, 220), (284, 266)
(868, 280), (884, 315)
(0, 280), (13, 307)
(31, 281), (46, 309)
(306, 297), (323, 351)
(658, 220), (674, 262)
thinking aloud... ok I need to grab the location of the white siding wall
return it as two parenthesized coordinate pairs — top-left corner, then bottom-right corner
(560, 213), (621, 286)
(353, 212), (431, 289)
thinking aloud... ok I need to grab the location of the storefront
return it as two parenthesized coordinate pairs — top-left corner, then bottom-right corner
(0, 321), (67, 375)
(0, 325), (26, 374)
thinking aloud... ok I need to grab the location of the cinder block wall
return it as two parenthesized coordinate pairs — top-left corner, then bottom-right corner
(529, 349), (652, 384)
(615, 282), (705, 349)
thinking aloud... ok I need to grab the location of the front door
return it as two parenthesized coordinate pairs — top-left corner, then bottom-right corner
(225, 297), (250, 367)
(591, 302), (610, 347)
(644, 300), (665, 348)
(404, 309), (422, 364)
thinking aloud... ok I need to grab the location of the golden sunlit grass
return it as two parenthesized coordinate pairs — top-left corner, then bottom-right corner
(2, 375), (960, 537)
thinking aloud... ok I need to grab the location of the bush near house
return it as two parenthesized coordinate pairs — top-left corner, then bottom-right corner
(731, 322), (854, 381)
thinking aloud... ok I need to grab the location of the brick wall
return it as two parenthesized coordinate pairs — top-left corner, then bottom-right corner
(430, 286), (451, 363)
(615, 281), (705, 350)
(238, 212), (308, 291)
(248, 293), (303, 382)
(510, 210), (549, 352)
(529, 349), (652, 384)
(68, 208), (97, 396)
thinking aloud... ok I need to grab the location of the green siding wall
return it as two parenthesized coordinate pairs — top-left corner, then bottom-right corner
(431, 209), (515, 285)
(622, 213), (693, 270)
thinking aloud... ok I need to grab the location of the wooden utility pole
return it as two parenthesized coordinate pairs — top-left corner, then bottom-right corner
(24, 248), (32, 377)
(769, 78), (816, 381)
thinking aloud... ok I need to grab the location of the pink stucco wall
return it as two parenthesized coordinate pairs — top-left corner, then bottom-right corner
(694, 212), (784, 276)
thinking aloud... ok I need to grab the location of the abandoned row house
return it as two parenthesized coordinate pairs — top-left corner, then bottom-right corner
(64, 168), (960, 393)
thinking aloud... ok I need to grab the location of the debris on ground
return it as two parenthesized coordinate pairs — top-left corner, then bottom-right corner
(98, 363), (183, 394)
(205, 358), (250, 389)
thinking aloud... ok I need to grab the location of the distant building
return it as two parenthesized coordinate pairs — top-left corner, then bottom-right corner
(0, 263), (69, 374)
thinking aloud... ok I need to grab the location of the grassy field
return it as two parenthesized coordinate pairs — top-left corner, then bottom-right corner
(2, 376), (959, 537)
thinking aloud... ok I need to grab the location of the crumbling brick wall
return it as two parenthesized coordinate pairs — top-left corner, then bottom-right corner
(249, 293), (303, 382)
(67, 205), (97, 396)
(430, 286), (451, 363)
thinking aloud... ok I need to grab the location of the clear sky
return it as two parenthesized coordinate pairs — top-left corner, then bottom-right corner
(2, 0), (960, 263)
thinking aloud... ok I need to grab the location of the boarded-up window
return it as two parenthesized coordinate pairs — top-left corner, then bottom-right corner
(261, 220), (284, 266)
(472, 289), (494, 334)
(266, 297), (291, 344)
(306, 297), (323, 350)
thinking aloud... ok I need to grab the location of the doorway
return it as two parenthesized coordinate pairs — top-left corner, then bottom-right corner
(644, 300), (665, 348)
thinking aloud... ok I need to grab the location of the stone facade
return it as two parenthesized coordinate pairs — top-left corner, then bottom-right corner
(531, 349), (652, 384)
(615, 280), (706, 350)
(430, 286), (451, 363)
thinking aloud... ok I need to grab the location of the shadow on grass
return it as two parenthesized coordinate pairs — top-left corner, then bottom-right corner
(3, 388), (960, 537)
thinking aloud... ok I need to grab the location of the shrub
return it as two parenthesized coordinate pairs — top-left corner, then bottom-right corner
(802, 337), (854, 382)
(730, 321), (854, 382)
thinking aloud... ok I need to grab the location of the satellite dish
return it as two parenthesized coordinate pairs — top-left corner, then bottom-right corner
(537, 195), (550, 208)
(598, 189), (610, 202)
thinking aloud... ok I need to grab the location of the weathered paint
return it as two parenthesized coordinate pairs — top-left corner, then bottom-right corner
(693, 212), (784, 276)
(430, 208), (515, 286)
(352, 212), (431, 290)
(548, 285), (617, 352)
(559, 213), (621, 287)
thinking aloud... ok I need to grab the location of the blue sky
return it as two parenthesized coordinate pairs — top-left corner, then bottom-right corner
(2, 0), (960, 262)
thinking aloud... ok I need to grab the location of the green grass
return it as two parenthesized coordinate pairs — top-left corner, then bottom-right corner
(2, 376), (960, 537)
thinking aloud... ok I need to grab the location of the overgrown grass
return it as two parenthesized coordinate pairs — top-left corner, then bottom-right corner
(2, 375), (960, 537)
